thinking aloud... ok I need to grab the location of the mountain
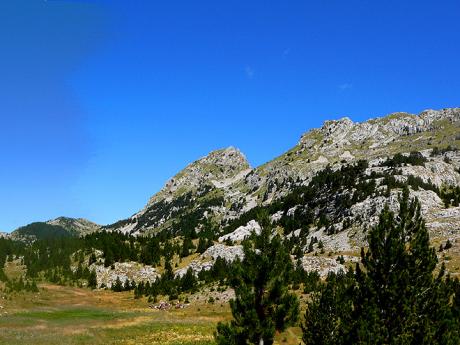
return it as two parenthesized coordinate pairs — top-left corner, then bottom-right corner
(11, 222), (76, 241)
(9, 108), (460, 255)
(105, 146), (253, 235)
(46, 217), (101, 236)
(105, 108), (460, 251)
(10, 217), (101, 241)
(5, 106), (460, 290)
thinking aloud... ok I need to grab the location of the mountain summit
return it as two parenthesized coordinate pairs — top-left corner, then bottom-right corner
(146, 146), (251, 207)
(106, 146), (253, 235)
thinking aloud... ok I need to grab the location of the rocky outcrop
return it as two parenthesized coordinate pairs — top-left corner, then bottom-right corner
(218, 220), (261, 242)
(175, 244), (244, 278)
(201, 244), (244, 262)
(301, 256), (345, 277)
(146, 147), (251, 206)
(301, 255), (360, 277)
(174, 261), (214, 278)
(90, 261), (159, 289)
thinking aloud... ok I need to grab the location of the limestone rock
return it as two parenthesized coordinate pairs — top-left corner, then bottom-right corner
(218, 220), (261, 242)
(90, 261), (159, 289)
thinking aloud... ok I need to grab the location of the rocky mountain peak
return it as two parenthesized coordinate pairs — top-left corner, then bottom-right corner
(107, 146), (252, 235)
(419, 108), (460, 124)
(146, 147), (250, 207)
(198, 146), (250, 172)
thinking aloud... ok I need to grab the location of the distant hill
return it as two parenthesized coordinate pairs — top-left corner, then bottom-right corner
(9, 217), (101, 242)
(11, 222), (76, 241)
(46, 217), (101, 236)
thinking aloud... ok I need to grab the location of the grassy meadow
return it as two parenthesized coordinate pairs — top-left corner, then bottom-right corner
(0, 283), (302, 345)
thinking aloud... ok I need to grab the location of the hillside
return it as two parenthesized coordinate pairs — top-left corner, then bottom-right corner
(3, 107), (460, 282)
(105, 108), (460, 251)
(9, 217), (101, 241)
(10, 222), (76, 241)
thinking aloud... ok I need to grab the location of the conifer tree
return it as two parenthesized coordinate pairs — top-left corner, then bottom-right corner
(197, 236), (209, 254)
(112, 276), (123, 292)
(123, 278), (131, 291)
(302, 186), (460, 344)
(215, 227), (299, 345)
(180, 268), (197, 293)
(87, 269), (97, 289)
(302, 271), (354, 345)
(30, 280), (39, 293)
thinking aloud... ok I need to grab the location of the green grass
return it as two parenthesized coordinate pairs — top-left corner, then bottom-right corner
(0, 282), (303, 344)
(0, 283), (224, 345)
(12, 308), (123, 321)
(0, 307), (215, 345)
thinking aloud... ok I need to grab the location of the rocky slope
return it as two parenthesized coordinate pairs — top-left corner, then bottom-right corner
(108, 108), (460, 237)
(105, 146), (253, 235)
(253, 108), (460, 202)
(93, 107), (460, 282)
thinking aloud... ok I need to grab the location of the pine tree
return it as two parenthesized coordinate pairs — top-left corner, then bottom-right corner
(215, 227), (299, 345)
(112, 276), (123, 292)
(302, 271), (354, 345)
(30, 280), (39, 293)
(197, 236), (209, 254)
(180, 268), (197, 293)
(88, 252), (97, 266)
(123, 278), (131, 291)
(181, 236), (193, 258)
(87, 270), (97, 289)
(302, 186), (460, 344)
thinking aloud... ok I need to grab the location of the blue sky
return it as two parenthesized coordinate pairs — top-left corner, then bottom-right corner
(1, 0), (459, 231)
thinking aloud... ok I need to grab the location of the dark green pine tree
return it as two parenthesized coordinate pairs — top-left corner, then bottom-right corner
(196, 236), (209, 254)
(30, 280), (39, 293)
(302, 271), (354, 345)
(453, 278), (460, 330)
(303, 186), (460, 345)
(180, 236), (193, 258)
(112, 276), (123, 292)
(215, 227), (299, 345)
(87, 269), (97, 289)
(88, 253), (97, 266)
(180, 268), (197, 293)
(123, 278), (131, 291)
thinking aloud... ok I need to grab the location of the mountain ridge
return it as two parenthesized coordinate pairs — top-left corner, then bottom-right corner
(11, 107), (460, 243)
(101, 107), (459, 238)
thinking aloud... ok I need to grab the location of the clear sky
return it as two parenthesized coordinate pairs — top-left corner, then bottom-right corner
(1, 0), (459, 232)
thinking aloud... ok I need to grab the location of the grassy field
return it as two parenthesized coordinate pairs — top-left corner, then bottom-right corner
(0, 283), (302, 345)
